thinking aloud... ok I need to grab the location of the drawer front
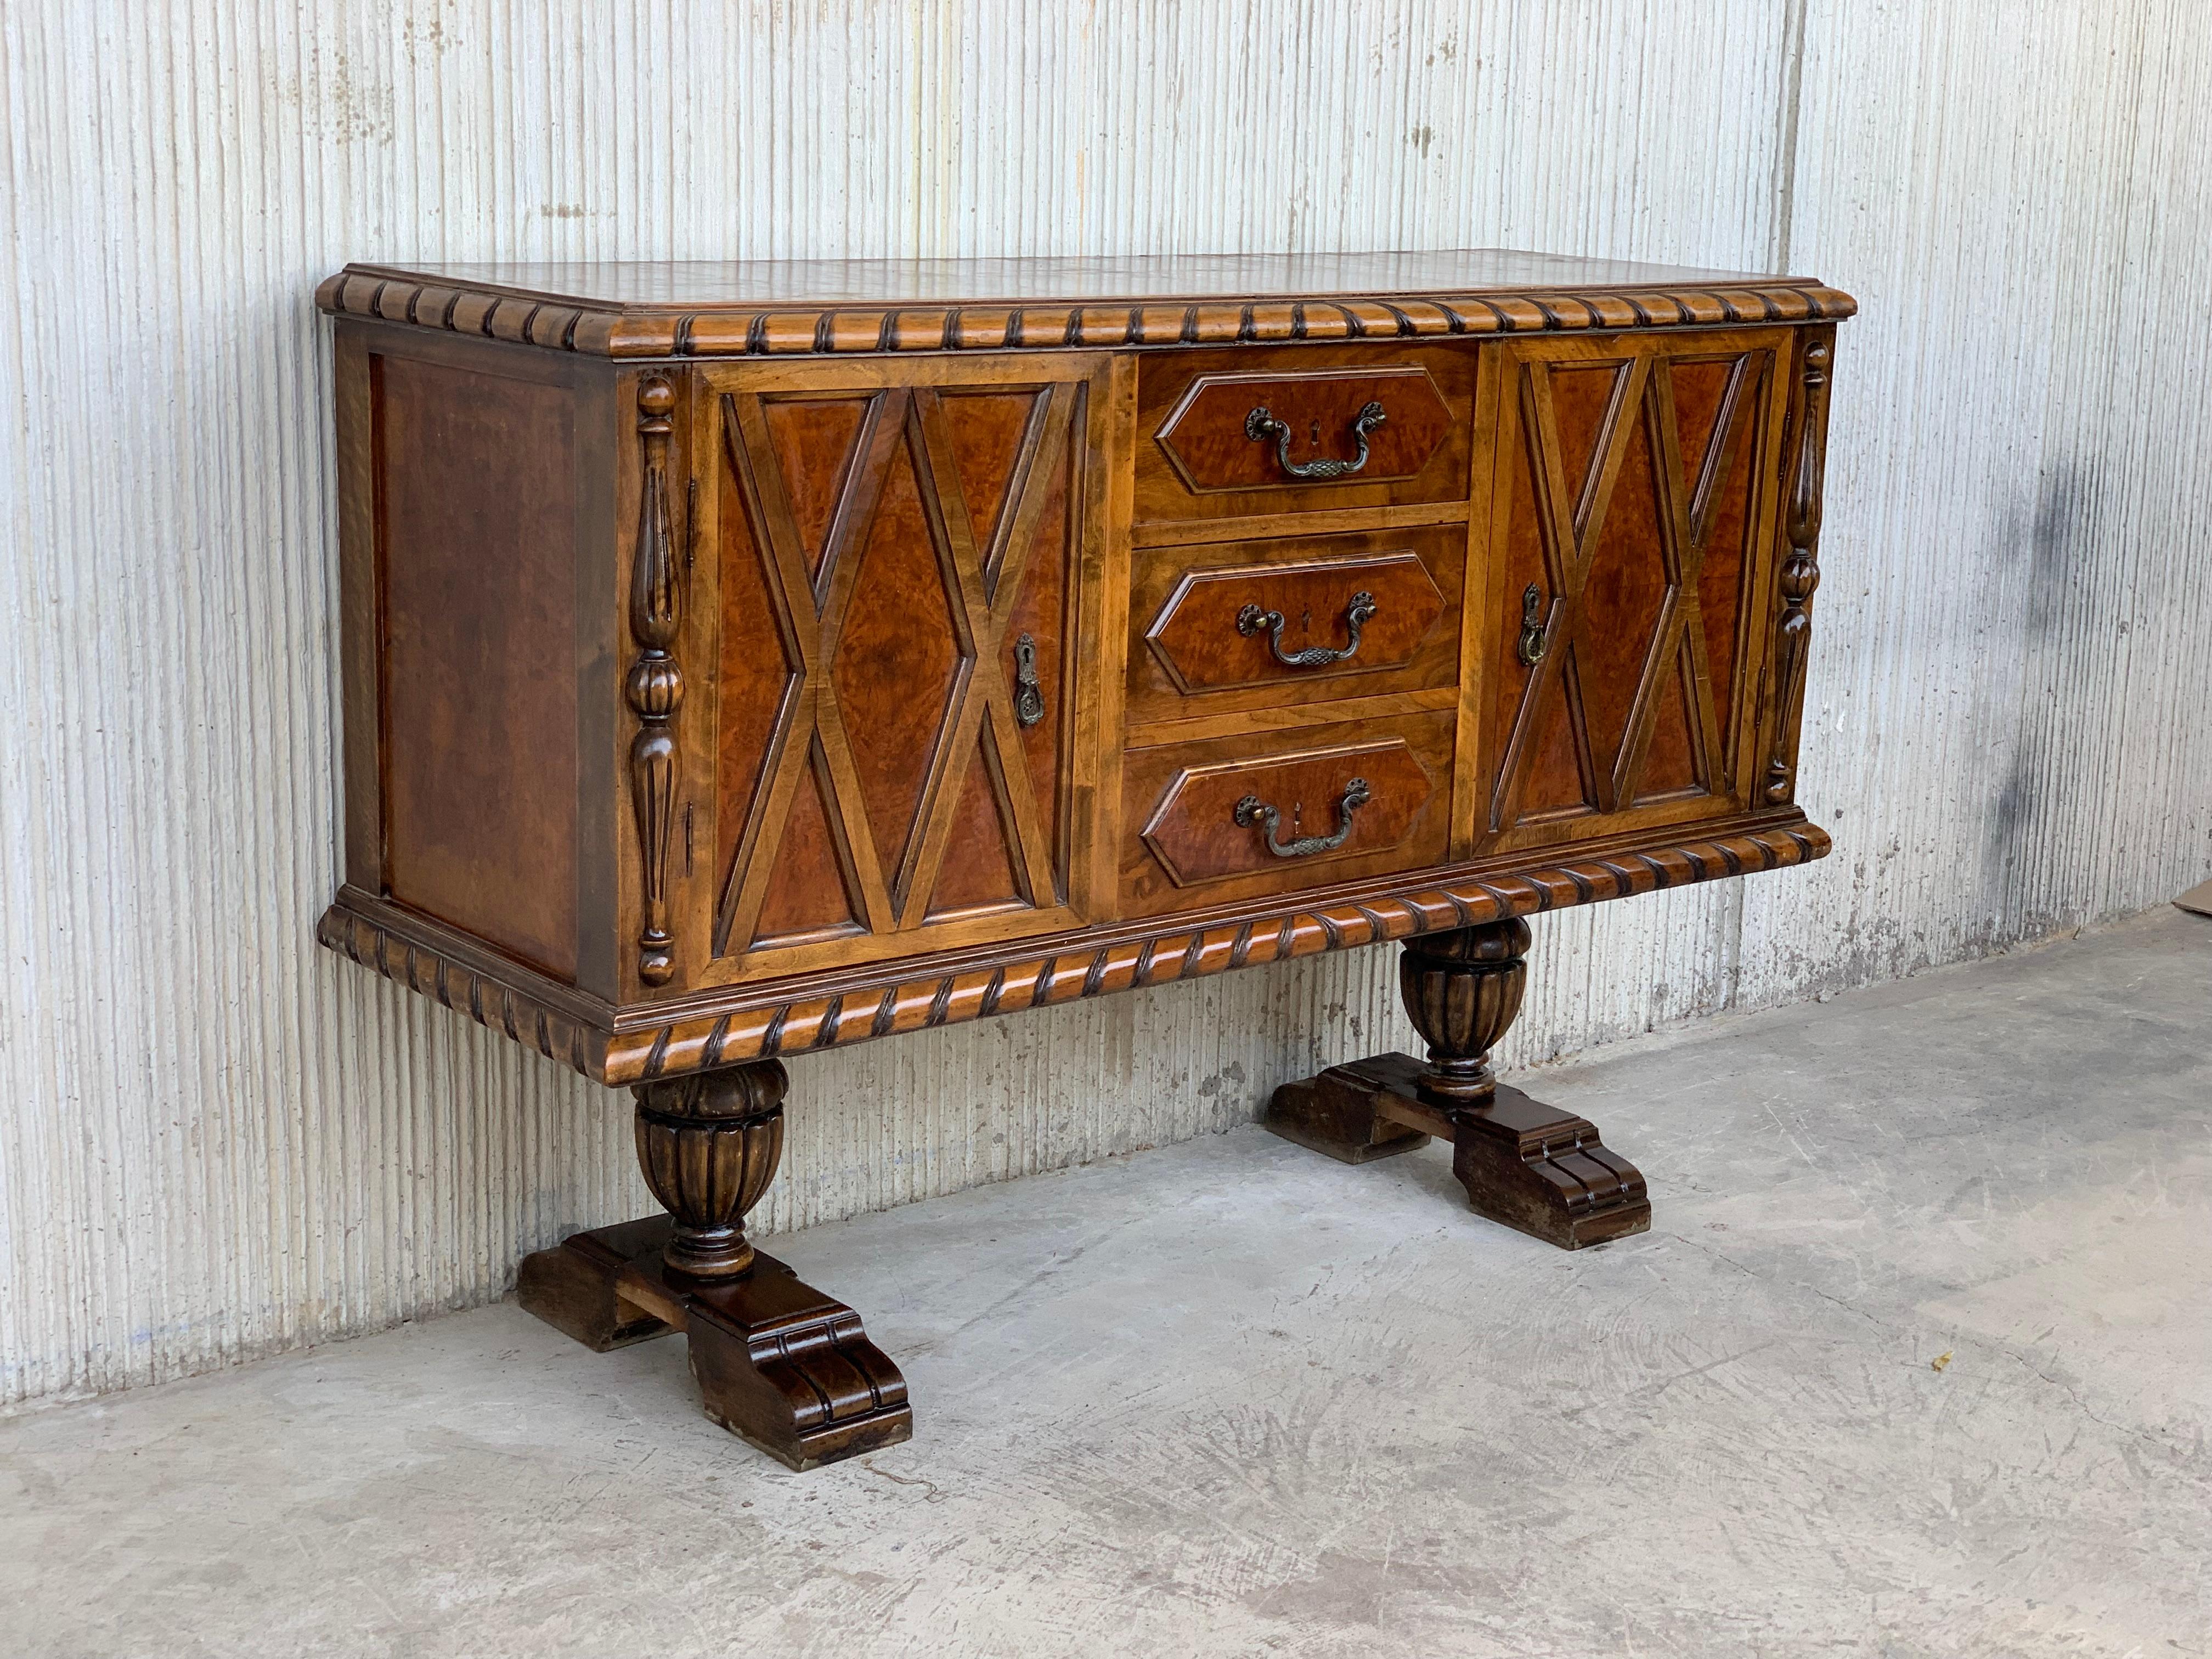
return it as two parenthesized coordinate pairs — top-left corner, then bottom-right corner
(1137, 345), (1476, 525)
(1122, 713), (1455, 916)
(1131, 526), (1462, 723)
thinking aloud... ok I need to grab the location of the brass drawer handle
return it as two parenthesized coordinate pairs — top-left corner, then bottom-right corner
(1012, 633), (1046, 726)
(1233, 776), (1371, 859)
(1236, 590), (1379, 669)
(1244, 399), (1387, 481)
(1516, 584), (1548, 666)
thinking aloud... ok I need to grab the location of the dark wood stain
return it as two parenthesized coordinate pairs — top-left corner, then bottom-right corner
(376, 352), (580, 979)
(317, 254), (1850, 1470)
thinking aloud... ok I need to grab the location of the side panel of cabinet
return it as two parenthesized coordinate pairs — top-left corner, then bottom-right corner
(336, 322), (603, 987)
(681, 352), (1127, 988)
(1470, 329), (1792, 856)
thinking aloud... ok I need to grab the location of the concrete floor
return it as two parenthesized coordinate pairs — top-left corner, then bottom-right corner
(4, 913), (2209, 1658)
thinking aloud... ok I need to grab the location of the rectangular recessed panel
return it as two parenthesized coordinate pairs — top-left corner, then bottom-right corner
(377, 353), (578, 980)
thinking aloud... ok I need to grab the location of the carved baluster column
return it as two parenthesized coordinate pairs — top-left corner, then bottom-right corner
(628, 375), (683, 985)
(1398, 916), (1532, 1105)
(634, 1062), (787, 1280)
(1765, 331), (1833, 805)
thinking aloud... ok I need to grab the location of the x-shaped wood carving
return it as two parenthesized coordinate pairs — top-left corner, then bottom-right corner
(715, 383), (1076, 953)
(1493, 349), (1760, 830)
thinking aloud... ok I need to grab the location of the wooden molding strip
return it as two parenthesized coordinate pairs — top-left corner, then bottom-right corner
(317, 906), (605, 1079)
(318, 272), (1859, 360)
(320, 821), (1829, 1088)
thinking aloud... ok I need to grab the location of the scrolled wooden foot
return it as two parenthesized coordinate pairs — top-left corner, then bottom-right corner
(1263, 918), (1651, 1250)
(516, 1058), (913, 1468)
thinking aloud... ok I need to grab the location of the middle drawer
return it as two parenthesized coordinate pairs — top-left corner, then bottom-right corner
(1128, 524), (1465, 726)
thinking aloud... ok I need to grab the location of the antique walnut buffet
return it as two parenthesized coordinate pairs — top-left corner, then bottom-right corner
(317, 250), (1850, 1469)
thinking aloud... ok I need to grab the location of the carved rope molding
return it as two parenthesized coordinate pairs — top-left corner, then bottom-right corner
(316, 272), (1858, 358)
(628, 376), (684, 985)
(317, 906), (600, 1079)
(319, 823), (1828, 1088)
(1765, 331), (1833, 804)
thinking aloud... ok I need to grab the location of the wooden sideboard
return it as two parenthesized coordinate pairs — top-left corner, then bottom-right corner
(316, 250), (1851, 1469)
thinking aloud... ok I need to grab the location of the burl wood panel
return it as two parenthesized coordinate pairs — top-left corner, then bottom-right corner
(1140, 737), (1437, 887)
(1135, 344), (1476, 526)
(712, 373), (1083, 970)
(1121, 712), (1455, 916)
(1485, 333), (1781, 848)
(1154, 365), (1454, 493)
(1133, 527), (1458, 720)
(376, 351), (580, 979)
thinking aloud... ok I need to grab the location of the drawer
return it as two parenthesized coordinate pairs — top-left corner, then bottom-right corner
(1121, 713), (1455, 916)
(1136, 345), (1476, 525)
(1130, 526), (1463, 724)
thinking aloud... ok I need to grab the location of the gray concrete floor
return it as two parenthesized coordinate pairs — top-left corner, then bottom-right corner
(5, 913), (2209, 1658)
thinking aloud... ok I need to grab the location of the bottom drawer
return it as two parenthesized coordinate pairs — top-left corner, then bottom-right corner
(1121, 712), (1455, 916)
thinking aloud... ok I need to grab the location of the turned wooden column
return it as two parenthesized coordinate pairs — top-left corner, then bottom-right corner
(633, 1062), (787, 1280)
(518, 1059), (912, 1469)
(1399, 916), (1533, 1105)
(1265, 916), (1651, 1249)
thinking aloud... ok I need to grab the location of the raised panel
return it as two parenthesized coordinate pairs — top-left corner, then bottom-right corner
(1485, 335), (1780, 847)
(1141, 739), (1434, 887)
(1156, 366), (1453, 493)
(1135, 343), (1477, 526)
(1121, 712), (1455, 917)
(710, 370), (1086, 970)
(1147, 549), (1446, 694)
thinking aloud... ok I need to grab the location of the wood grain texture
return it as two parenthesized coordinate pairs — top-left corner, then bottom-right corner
(1135, 733), (1443, 891)
(704, 359), (1094, 980)
(1135, 343), (1477, 524)
(1481, 331), (1788, 851)
(1133, 529), (1458, 717)
(1153, 364), (1455, 494)
(374, 348), (582, 980)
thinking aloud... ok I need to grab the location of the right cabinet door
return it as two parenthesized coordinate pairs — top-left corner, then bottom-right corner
(1479, 329), (1792, 850)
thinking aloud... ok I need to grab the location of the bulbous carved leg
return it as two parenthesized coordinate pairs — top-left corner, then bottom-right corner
(518, 1059), (912, 1469)
(634, 1062), (788, 1279)
(1400, 915), (1532, 1104)
(1265, 917), (1651, 1249)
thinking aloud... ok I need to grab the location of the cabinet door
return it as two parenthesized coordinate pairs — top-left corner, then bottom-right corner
(696, 357), (1107, 980)
(1480, 331), (1788, 850)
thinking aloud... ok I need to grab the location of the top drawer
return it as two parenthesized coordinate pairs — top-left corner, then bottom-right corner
(1136, 344), (1477, 526)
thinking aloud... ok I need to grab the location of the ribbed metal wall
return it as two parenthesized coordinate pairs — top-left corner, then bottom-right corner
(2, 1), (2206, 1408)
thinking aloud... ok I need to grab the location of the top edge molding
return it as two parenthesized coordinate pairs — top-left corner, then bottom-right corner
(315, 261), (1858, 359)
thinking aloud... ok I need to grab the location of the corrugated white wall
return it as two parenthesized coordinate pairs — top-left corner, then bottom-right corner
(2, 0), (2207, 1408)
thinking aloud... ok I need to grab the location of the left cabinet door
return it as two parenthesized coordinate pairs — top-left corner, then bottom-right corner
(690, 355), (1111, 984)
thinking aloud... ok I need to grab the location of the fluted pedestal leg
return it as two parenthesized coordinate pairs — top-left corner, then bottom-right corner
(518, 1059), (912, 1469)
(1264, 917), (1650, 1249)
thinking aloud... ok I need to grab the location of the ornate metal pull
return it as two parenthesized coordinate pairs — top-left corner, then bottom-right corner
(1012, 633), (1046, 726)
(1236, 590), (1379, 669)
(1244, 399), (1387, 481)
(1516, 584), (1548, 667)
(1232, 777), (1371, 859)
